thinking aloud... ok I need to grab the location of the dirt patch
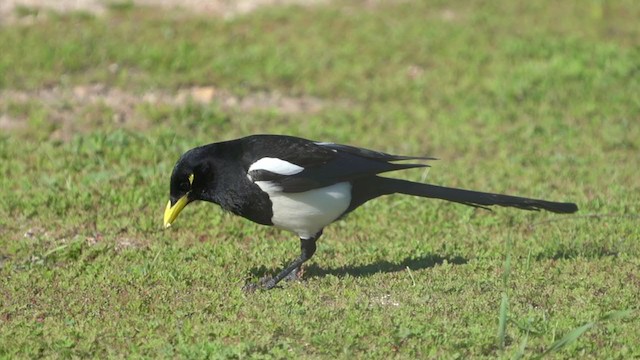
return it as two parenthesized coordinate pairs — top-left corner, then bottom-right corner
(1, 83), (330, 114)
(0, 114), (26, 131)
(0, 84), (340, 140)
(0, 0), (328, 23)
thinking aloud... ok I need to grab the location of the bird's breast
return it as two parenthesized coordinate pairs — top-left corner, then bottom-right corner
(254, 181), (352, 239)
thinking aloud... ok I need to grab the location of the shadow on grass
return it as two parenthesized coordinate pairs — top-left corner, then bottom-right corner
(249, 254), (468, 280)
(307, 254), (468, 279)
(535, 248), (621, 261)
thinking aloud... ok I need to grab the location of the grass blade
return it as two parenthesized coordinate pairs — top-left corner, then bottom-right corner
(541, 322), (595, 357)
(405, 266), (416, 287)
(498, 235), (513, 351)
(497, 292), (509, 350)
(512, 329), (529, 360)
(537, 309), (633, 358)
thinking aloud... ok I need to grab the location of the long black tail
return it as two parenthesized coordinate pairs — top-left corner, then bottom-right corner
(379, 177), (578, 213)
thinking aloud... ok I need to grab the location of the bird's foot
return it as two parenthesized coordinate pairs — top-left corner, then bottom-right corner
(242, 267), (304, 293)
(242, 277), (276, 293)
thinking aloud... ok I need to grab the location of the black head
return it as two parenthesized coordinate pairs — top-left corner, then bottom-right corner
(164, 146), (216, 227)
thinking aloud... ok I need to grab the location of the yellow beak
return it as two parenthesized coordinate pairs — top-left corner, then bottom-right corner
(163, 195), (190, 228)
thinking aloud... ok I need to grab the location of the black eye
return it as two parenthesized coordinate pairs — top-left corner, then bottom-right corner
(179, 181), (190, 192)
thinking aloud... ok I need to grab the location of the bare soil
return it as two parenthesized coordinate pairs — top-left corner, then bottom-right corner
(0, 84), (337, 140)
(0, 0), (327, 22)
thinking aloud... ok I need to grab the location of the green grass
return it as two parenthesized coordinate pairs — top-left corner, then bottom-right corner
(1, 0), (639, 358)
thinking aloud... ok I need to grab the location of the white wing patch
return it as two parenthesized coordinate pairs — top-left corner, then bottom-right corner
(254, 181), (352, 239)
(248, 157), (304, 176)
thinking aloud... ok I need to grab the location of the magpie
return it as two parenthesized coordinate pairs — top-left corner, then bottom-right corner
(164, 134), (578, 289)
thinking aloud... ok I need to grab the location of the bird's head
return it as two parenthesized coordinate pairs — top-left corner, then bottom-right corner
(163, 147), (214, 228)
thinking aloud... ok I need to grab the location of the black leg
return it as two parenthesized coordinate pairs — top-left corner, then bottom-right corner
(282, 265), (302, 282)
(261, 235), (318, 289)
(242, 231), (322, 292)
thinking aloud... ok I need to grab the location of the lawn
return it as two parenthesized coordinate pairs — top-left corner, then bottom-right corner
(0, 0), (638, 358)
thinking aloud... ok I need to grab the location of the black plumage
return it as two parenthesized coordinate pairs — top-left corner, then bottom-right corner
(164, 134), (578, 290)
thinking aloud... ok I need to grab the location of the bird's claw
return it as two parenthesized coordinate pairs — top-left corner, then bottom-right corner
(241, 282), (260, 293)
(242, 276), (277, 293)
(242, 267), (304, 293)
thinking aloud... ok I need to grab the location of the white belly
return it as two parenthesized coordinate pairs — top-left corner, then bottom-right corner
(254, 181), (352, 239)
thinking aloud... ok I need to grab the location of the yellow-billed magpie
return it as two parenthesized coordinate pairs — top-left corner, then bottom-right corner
(164, 134), (578, 289)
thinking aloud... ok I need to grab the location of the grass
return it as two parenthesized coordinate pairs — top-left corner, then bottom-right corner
(1, 0), (639, 358)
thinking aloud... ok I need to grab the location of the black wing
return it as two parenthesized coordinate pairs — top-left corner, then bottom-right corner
(315, 142), (436, 162)
(239, 135), (433, 192)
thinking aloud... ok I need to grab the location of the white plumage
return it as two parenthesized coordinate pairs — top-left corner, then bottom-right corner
(248, 157), (304, 176)
(254, 181), (352, 239)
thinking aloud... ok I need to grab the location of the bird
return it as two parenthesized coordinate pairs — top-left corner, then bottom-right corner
(163, 134), (578, 290)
